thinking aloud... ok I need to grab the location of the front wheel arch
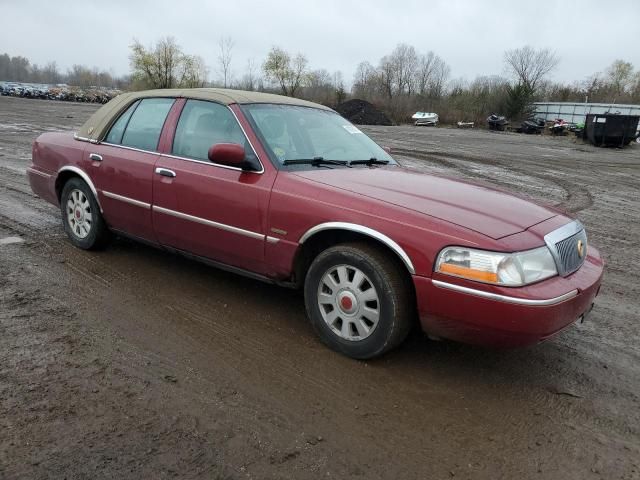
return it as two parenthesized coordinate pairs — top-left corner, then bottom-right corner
(293, 228), (417, 304)
(298, 223), (415, 274)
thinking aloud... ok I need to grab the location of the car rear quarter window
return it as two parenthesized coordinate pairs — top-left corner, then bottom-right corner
(115, 98), (174, 151)
(172, 100), (251, 162)
(105, 100), (139, 144)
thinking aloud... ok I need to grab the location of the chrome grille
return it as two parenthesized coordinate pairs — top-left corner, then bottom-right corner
(555, 230), (587, 275)
(544, 221), (588, 276)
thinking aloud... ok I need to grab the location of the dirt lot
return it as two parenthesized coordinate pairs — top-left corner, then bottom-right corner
(0, 96), (639, 479)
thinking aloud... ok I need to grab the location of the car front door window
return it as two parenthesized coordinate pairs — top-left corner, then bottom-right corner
(172, 99), (255, 164)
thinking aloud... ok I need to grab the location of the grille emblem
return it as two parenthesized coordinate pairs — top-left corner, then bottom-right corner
(577, 239), (585, 258)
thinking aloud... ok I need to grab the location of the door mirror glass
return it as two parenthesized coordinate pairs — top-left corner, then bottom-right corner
(208, 143), (246, 168)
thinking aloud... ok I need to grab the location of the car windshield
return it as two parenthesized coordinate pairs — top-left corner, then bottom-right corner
(241, 104), (395, 166)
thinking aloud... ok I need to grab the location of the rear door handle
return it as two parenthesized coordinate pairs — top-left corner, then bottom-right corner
(155, 167), (176, 178)
(89, 153), (103, 162)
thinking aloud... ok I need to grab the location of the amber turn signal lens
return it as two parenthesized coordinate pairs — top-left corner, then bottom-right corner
(438, 263), (499, 283)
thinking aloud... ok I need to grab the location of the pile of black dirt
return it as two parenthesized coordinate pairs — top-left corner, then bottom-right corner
(335, 99), (392, 126)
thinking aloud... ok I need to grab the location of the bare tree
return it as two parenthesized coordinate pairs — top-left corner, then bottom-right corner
(290, 54), (308, 97)
(130, 37), (210, 90)
(428, 58), (450, 98)
(333, 71), (346, 106)
(306, 68), (332, 103)
(389, 43), (418, 95)
(415, 52), (435, 95)
(378, 56), (395, 99)
(180, 55), (208, 88)
(263, 47), (308, 97)
(240, 58), (259, 91)
(631, 71), (640, 102)
(606, 59), (634, 98)
(504, 46), (559, 92)
(263, 47), (290, 94)
(352, 61), (377, 99)
(130, 36), (183, 88)
(217, 36), (234, 88)
(39, 62), (60, 84)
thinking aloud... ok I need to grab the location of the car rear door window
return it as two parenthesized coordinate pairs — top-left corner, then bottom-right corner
(172, 100), (249, 162)
(119, 98), (174, 151)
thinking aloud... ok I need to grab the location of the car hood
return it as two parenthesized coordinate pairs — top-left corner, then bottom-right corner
(292, 166), (557, 240)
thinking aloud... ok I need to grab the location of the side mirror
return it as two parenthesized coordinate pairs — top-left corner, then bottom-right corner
(382, 146), (392, 154)
(208, 143), (246, 169)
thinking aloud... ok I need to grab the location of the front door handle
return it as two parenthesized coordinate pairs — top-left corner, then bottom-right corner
(155, 167), (176, 178)
(89, 153), (103, 162)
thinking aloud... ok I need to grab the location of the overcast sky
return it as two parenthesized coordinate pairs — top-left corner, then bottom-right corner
(2, 0), (639, 86)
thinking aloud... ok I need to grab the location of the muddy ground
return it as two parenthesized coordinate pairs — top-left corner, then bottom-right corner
(0, 96), (638, 479)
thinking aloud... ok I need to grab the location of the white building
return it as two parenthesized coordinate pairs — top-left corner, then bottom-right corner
(533, 102), (640, 132)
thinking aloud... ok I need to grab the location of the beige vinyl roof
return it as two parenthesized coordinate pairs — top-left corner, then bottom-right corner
(76, 88), (333, 142)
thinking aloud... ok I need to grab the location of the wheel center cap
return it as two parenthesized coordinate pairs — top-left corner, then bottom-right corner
(338, 291), (358, 315)
(75, 208), (81, 219)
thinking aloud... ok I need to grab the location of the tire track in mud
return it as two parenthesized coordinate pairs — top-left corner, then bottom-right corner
(0, 180), (132, 291)
(49, 245), (640, 475)
(0, 184), (547, 477)
(3, 98), (640, 479)
(392, 147), (594, 213)
(0, 166), (35, 197)
(0, 181), (434, 445)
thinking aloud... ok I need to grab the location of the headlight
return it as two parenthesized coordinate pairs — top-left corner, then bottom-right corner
(435, 246), (557, 286)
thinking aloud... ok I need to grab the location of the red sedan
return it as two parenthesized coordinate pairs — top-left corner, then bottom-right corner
(27, 89), (604, 358)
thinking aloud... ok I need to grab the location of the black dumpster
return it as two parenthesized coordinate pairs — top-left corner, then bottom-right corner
(584, 113), (640, 147)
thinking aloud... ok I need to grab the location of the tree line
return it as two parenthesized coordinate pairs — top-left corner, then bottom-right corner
(3, 38), (640, 124)
(0, 53), (128, 89)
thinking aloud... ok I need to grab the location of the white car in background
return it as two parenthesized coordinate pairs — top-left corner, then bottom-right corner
(412, 112), (438, 126)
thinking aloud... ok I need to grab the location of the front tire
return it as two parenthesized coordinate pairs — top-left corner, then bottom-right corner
(304, 243), (413, 359)
(60, 177), (110, 250)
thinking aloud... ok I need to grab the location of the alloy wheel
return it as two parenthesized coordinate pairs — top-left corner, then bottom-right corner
(317, 264), (380, 341)
(66, 188), (93, 239)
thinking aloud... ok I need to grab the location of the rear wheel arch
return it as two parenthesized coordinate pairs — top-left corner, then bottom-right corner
(59, 176), (111, 250)
(55, 167), (102, 212)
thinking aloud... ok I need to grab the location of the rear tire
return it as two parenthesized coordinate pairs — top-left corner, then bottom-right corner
(60, 177), (110, 250)
(304, 242), (413, 359)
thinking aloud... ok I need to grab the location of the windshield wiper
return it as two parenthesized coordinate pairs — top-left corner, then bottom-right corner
(283, 156), (350, 167)
(349, 158), (390, 166)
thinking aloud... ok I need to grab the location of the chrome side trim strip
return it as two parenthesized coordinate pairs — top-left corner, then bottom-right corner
(73, 133), (98, 144)
(57, 166), (102, 212)
(431, 279), (578, 306)
(102, 191), (151, 209)
(26, 167), (52, 179)
(153, 205), (265, 240)
(158, 152), (244, 172)
(266, 236), (280, 244)
(101, 142), (159, 155)
(299, 222), (415, 274)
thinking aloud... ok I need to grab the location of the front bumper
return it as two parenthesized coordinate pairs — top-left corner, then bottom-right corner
(413, 246), (604, 347)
